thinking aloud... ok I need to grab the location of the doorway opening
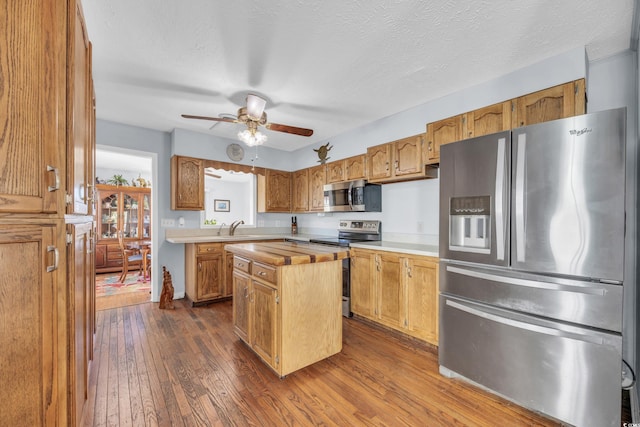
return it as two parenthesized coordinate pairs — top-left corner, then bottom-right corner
(95, 145), (156, 310)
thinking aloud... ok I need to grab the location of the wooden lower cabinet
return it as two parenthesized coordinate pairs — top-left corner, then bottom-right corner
(185, 239), (284, 305)
(232, 256), (342, 377)
(67, 220), (95, 426)
(350, 247), (439, 345)
(185, 242), (226, 305)
(0, 221), (67, 426)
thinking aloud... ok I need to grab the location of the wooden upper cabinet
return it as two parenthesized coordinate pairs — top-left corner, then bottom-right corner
(344, 154), (367, 181)
(292, 168), (309, 212)
(258, 169), (292, 213)
(326, 154), (367, 183)
(0, 0), (66, 215)
(171, 156), (204, 210)
(308, 164), (326, 212)
(425, 115), (463, 164)
(367, 144), (393, 181)
(393, 135), (424, 177)
(326, 160), (345, 184)
(369, 134), (428, 183)
(68, 2), (92, 215)
(463, 101), (512, 140)
(512, 79), (586, 128)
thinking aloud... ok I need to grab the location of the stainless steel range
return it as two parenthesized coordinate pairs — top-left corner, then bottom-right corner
(310, 220), (381, 317)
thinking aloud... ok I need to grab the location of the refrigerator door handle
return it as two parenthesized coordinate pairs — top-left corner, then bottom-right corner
(514, 133), (526, 262)
(446, 265), (607, 296)
(494, 137), (506, 261)
(445, 299), (604, 345)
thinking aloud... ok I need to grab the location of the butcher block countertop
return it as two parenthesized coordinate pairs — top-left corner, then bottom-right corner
(224, 241), (349, 266)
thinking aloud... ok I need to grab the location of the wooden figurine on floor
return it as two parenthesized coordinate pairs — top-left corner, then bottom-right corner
(159, 266), (175, 309)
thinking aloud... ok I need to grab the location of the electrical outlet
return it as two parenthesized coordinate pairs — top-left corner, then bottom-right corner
(161, 219), (175, 227)
(275, 220), (281, 227)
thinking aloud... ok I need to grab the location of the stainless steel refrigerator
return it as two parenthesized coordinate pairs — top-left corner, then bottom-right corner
(438, 108), (626, 427)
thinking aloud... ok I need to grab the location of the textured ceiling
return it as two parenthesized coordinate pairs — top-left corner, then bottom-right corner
(83, 1), (635, 151)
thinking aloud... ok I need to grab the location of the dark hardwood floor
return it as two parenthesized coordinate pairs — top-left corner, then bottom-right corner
(82, 299), (561, 426)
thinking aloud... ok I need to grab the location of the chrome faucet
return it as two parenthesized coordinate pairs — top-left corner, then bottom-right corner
(217, 223), (227, 236)
(229, 220), (245, 236)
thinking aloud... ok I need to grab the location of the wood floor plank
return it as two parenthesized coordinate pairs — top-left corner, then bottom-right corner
(83, 299), (560, 427)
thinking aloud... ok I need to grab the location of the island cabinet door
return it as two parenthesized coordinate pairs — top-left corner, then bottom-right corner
(232, 271), (251, 342)
(197, 255), (224, 300)
(251, 280), (279, 369)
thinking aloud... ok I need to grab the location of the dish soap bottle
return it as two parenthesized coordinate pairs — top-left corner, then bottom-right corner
(291, 216), (298, 235)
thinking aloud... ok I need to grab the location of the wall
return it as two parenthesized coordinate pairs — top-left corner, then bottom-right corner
(204, 179), (253, 225)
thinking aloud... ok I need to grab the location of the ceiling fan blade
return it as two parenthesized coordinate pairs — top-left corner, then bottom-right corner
(181, 114), (237, 123)
(246, 94), (267, 120)
(265, 122), (314, 137)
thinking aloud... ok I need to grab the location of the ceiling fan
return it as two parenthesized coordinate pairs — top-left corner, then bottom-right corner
(181, 94), (313, 146)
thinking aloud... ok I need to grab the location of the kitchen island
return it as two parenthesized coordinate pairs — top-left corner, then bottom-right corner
(225, 241), (349, 377)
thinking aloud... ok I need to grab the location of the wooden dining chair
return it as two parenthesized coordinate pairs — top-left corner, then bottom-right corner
(117, 230), (144, 282)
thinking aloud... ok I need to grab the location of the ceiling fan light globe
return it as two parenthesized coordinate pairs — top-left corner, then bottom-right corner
(237, 129), (267, 147)
(246, 94), (267, 120)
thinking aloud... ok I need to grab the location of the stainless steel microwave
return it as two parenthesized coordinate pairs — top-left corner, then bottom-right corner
(323, 179), (382, 212)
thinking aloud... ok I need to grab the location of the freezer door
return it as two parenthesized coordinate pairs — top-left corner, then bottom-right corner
(440, 261), (623, 332)
(439, 295), (622, 427)
(439, 131), (510, 267)
(511, 108), (626, 281)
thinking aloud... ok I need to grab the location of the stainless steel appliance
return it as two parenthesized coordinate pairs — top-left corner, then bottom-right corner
(310, 220), (382, 317)
(438, 108), (626, 427)
(323, 179), (382, 212)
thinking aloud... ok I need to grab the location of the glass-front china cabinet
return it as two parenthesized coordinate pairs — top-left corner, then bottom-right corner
(95, 183), (151, 273)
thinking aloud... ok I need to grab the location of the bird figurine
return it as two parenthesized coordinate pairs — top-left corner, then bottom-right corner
(313, 142), (333, 164)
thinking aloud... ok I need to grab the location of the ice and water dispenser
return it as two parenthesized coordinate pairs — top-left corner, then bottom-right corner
(449, 196), (491, 253)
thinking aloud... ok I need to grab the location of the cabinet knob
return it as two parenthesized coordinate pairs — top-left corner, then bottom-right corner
(258, 271), (267, 276)
(427, 141), (433, 152)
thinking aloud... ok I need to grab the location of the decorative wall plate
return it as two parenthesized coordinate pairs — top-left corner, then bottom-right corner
(226, 143), (244, 161)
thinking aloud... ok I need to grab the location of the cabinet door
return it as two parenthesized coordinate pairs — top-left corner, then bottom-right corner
(224, 251), (234, 297)
(292, 169), (309, 212)
(95, 243), (107, 270)
(251, 280), (278, 368)
(376, 253), (402, 328)
(367, 144), (392, 181)
(97, 189), (119, 239)
(344, 154), (367, 181)
(326, 160), (345, 183)
(308, 165), (326, 212)
(68, 2), (91, 215)
(0, 1), (65, 214)
(350, 249), (375, 318)
(404, 257), (439, 345)
(425, 115), (463, 164)
(0, 223), (64, 426)
(68, 221), (93, 426)
(233, 271), (251, 342)
(268, 169), (292, 212)
(171, 156), (204, 210)
(463, 101), (512, 139)
(140, 192), (151, 239)
(121, 191), (139, 238)
(394, 135), (424, 177)
(512, 80), (582, 128)
(197, 254), (224, 300)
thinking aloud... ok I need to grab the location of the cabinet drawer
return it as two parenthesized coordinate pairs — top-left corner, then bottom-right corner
(233, 256), (251, 274)
(197, 243), (223, 254)
(107, 250), (123, 261)
(253, 262), (277, 284)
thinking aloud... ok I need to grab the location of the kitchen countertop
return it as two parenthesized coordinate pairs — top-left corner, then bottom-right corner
(165, 231), (439, 258)
(224, 241), (349, 266)
(165, 233), (326, 244)
(349, 241), (439, 258)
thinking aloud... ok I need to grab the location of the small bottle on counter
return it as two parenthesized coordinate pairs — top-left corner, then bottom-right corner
(291, 216), (298, 235)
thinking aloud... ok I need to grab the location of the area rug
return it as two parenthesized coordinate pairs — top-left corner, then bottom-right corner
(96, 273), (151, 297)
